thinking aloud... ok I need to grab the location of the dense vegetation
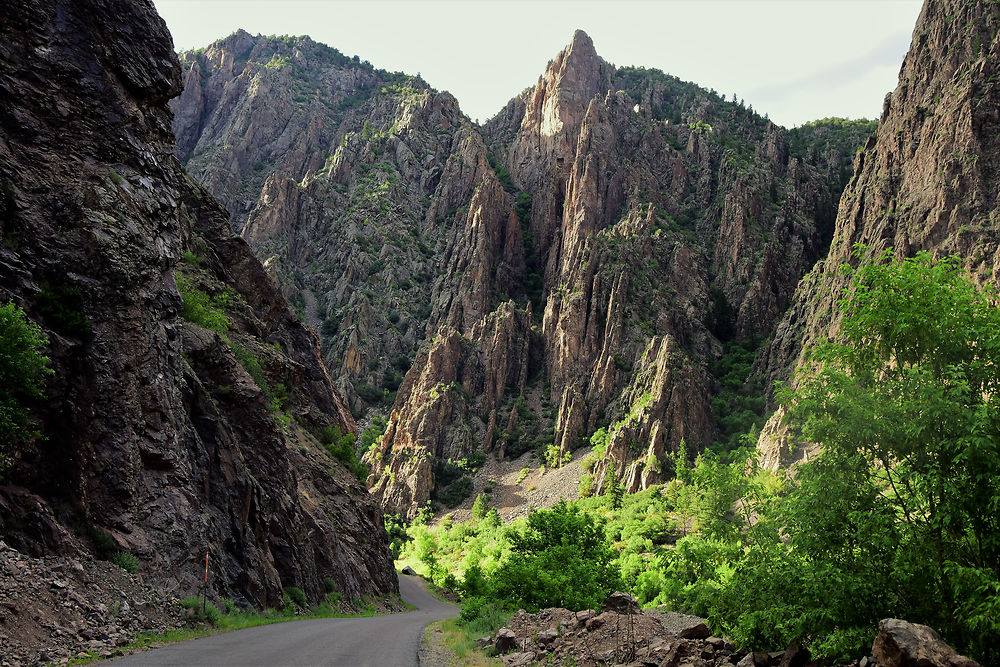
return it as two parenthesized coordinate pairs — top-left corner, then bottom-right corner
(396, 251), (1000, 663)
(0, 301), (52, 473)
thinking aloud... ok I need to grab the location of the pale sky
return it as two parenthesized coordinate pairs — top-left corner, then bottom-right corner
(152, 0), (924, 128)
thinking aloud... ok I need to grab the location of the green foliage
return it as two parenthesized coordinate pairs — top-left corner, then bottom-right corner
(457, 596), (512, 639)
(486, 152), (516, 193)
(181, 251), (204, 267)
(431, 457), (476, 508)
(284, 586), (307, 609)
(491, 501), (621, 611)
(543, 443), (570, 468)
(470, 493), (489, 520)
(754, 249), (1000, 661)
(112, 551), (139, 574)
(360, 416), (387, 454)
(0, 301), (52, 465)
(181, 597), (222, 626)
(709, 337), (766, 453)
(176, 274), (231, 334)
(605, 462), (625, 510)
(319, 425), (368, 482)
(84, 524), (118, 560)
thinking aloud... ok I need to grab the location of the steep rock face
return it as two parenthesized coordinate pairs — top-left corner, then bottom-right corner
(480, 34), (854, 489)
(757, 0), (1000, 468)
(0, 0), (395, 607)
(176, 28), (868, 516)
(366, 302), (534, 516)
(365, 171), (536, 517)
(173, 34), (500, 416)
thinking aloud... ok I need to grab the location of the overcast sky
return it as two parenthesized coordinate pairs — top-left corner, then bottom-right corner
(152, 0), (924, 128)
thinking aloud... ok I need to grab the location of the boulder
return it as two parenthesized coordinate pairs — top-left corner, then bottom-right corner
(678, 621), (711, 640)
(601, 591), (641, 615)
(495, 628), (518, 654)
(779, 642), (811, 667)
(400, 566), (417, 576)
(503, 652), (535, 667)
(872, 619), (979, 667)
(536, 629), (559, 646)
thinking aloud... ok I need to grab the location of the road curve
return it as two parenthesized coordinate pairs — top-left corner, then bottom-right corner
(107, 575), (457, 667)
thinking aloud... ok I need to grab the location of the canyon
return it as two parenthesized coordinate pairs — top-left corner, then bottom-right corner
(173, 28), (871, 519)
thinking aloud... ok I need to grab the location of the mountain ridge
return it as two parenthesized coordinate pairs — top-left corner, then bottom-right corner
(171, 27), (873, 519)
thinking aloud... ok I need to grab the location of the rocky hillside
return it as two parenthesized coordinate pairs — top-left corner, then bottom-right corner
(366, 32), (869, 517)
(756, 0), (1000, 468)
(0, 0), (396, 610)
(173, 29), (870, 519)
(172, 32), (486, 417)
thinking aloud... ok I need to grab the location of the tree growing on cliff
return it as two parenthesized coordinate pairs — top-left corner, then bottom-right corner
(0, 301), (52, 472)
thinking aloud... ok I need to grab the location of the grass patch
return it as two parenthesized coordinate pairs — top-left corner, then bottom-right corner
(436, 618), (503, 666)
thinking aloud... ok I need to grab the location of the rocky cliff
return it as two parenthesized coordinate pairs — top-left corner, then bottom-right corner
(370, 32), (867, 515)
(172, 34), (485, 417)
(0, 0), (396, 608)
(756, 0), (1000, 468)
(174, 29), (869, 518)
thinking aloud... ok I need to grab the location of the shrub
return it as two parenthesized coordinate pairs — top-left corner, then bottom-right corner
(176, 274), (230, 334)
(85, 525), (118, 560)
(180, 251), (203, 267)
(319, 425), (368, 482)
(0, 301), (52, 466)
(285, 586), (307, 609)
(181, 597), (221, 626)
(490, 501), (621, 611)
(360, 417), (387, 454)
(112, 551), (139, 574)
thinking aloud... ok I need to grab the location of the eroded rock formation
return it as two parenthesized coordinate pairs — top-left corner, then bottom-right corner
(174, 28), (869, 517)
(0, 0), (395, 608)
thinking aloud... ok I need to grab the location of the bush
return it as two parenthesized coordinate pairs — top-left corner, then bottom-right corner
(433, 475), (473, 508)
(285, 586), (307, 609)
(360, 417), (388, 453)
(176, 274), (231, 334)
(490, 501), (621, 611)
(0, 301), (52, 465)
(181, 596), (221, 626)
(112, 551), (139, 574)
(319, 425), (368, 482)
(85, 525), (118, 560)
(713, 250), (1000, 663)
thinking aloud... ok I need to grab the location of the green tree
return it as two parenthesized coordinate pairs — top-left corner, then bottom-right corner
(0, 301), (53, 471)
(605, 462), (624, 510)
(470, 493), (489, 521)
(490, 501), (621, 611)
(725, 249), (1000, 662)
